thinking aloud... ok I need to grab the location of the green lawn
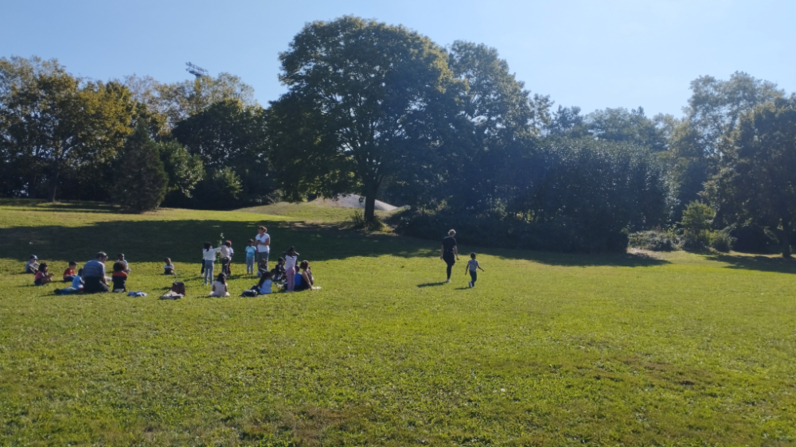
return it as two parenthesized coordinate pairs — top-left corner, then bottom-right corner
(1, 200), (795, 446)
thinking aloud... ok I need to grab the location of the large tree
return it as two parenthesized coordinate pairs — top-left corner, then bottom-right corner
(668, 72), (783, 217)
(0, 56), (133, 201)
(269, 16), (456, 221)
(708, 96), (796, 257)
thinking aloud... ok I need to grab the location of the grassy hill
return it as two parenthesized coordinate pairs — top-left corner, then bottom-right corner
(1, 200), (795, 446)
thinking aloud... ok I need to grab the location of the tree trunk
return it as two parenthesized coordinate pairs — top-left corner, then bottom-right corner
(364, 194), (377, 223)
(781, 217), (791, 258)
(49, 169), (59, 202)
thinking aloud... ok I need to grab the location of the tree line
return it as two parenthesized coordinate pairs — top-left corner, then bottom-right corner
(2, 16), (795, 256)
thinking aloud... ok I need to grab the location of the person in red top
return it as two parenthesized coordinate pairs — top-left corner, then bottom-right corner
(111, 261), (128, 292)
(34, 263), (55, 286)
(63, 261), (77, 282)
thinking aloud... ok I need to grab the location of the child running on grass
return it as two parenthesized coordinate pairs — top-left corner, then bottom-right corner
(210, 273), (229, 297)
(63, 261), (77, 282)
(34, 263), (54, 286)
(465, 252), (485, 288)
(111, 262), (128, 292)
(245, 239), (256, 275)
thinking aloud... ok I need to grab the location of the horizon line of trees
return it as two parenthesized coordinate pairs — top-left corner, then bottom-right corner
(2, 16), (795, 256)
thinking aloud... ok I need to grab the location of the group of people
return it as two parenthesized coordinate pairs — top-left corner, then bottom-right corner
(23, 224), (319, 298)
(26, 252), (132, 294)
(202, 226), (317, 296)
(24, 226), (483, 296)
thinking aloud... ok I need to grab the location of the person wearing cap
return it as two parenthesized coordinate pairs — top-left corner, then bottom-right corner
(82, 252), (110, 293)
(25, 255), (39, 274)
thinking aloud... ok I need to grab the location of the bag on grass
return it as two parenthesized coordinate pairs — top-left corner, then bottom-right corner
(159, 291), (182, 300)
(240, 289), (258, 297)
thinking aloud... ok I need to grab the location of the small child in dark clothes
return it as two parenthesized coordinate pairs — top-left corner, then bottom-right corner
(270, 257), (286, 283)
(111, 261), (128, 292)
(256, 257), (269, 277)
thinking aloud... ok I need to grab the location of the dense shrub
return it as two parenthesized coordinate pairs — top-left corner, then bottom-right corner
(730, 225), (779, 253)
(709, 229), (736, 253)
(392, 209), (629, 253)
(628, 231), (679, 251)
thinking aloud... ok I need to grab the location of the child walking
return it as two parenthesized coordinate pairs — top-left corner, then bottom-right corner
(465, 252), (485, 288)
(202, 242), (222, 285)
(245, 239), (256, 275)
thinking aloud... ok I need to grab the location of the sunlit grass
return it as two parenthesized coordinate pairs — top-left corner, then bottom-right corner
(1, 200), (795, 445)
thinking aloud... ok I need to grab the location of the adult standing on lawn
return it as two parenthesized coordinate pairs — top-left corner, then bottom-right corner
(441, 229), (459, 283)
(255, 226), (271, 270)
(83, 252), (109, 293)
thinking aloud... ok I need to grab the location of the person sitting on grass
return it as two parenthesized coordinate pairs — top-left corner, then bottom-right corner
(209, 273), (230, 297)
(34, 263), (55, 286)
(63, 261), (77, 282)
(164, 258), (175, 275)
(117, 253), (130, 273)
(465, 252), (485, 288)
(270, 257), (286, 283)
(25, 255), (39, 274)
(72, 269), (84, 292)
(111, 261), (128, 292)
(292, 261), (314, 292)
(257, 271), (273, 295)
(82, 252), (110, 294)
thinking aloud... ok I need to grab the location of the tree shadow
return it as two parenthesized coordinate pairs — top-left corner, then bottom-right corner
(707, 254), (796, 274)
(1, 207), (669, 269)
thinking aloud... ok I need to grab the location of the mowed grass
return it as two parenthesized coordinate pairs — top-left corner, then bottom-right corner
(1, 200), (795, 446)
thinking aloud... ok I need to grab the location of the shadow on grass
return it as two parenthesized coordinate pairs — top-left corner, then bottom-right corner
(0, 209), (670, 269)
(707, 254), (796, 274)
(417, 282), (446, 288)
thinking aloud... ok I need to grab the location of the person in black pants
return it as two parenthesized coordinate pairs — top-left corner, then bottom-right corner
(440, 229), (459, 283)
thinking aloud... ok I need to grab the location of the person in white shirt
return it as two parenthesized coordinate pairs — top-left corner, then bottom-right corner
(202, 242), (222, 285)
(219, 240), (233, 276)
(209, 273), (229, 297)
(255, 226), (271, 270)
(284, 246), (299, 292)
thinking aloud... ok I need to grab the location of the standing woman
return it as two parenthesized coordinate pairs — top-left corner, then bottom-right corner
(440, 229), (459, 283)
(284, 247), (299, 292)
(255, 226), (271, 270)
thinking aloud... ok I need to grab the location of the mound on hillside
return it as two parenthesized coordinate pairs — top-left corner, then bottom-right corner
(312, 194), (404, 212)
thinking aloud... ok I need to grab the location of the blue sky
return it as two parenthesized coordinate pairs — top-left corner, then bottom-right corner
(2, 0), (794, 117)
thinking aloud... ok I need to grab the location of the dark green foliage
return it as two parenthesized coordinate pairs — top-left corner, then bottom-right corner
(268, 16), (455, 222)
(156, 140), (204, 197)
(628, 231), (679, 251)
(730, 225), (779, 253)
(187, 167), (243, 210)
(111, 125), (168, 212)
(709, 228), (736, 253)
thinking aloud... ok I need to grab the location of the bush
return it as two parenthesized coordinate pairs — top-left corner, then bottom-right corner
(392, 209), (629, 253)
(348, 210), (385, 231)
(708, 229), (736, 253)
(730, 225), (779, 253)
(628, 231), (679, 251)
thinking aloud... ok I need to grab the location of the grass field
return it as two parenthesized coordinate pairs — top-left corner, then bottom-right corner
(1, 200), (795, 446)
